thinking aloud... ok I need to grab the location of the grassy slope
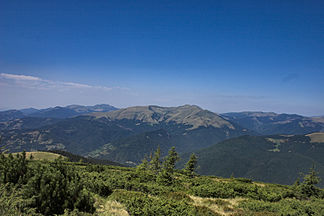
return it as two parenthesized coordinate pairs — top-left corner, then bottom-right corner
(8, 151), (65, 161)
(307, 132), (324, 143)
(9, 150), (125, 167)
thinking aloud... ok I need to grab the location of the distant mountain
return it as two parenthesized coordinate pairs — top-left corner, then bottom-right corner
(0, 104), (118, 121)
(66, 104), (118, 113)
(91, 105), (235, 130)
(0, 117), (61, 131)
(221, 112), (324, 135)
(179, 132), (324, 187)
(1, 105), (251, 164)
(0, 110), (25, 122)
(28, 107), (80, 119)
(29, 104), (118, 119)
(86, 105), (253, 163)
(20, 108), (39, 115)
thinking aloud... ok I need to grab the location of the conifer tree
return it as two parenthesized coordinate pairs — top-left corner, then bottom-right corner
(136, 154), (155, 181)
(157, 147), (179, 185)
(183, 153), (197, 178)
(303, 164), (320, 186)
(299, 164), (321, 198)
(163, 147), (179, 174)
(136, 155), (149, 172)
(150, 146), (162, 173)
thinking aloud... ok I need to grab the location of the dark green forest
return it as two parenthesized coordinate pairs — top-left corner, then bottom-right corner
(179, 134), (324, 187)
(1, 149), (324, 216)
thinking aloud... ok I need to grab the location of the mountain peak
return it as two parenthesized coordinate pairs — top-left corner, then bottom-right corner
(92, 105), (234, 130)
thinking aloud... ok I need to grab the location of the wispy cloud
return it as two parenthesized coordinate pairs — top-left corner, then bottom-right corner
(0, 73), (137, 109)
(0, 73), (41, 81)
(0, 73), (118, 91)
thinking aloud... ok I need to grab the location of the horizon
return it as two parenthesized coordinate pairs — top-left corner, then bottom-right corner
(1, 1), (323, 116)
(1, 101), (322, 117)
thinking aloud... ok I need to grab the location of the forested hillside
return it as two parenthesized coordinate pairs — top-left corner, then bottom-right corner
(180, 133), (324, 187)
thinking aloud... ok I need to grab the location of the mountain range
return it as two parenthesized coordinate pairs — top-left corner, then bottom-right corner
(0, 104), (117, 121)
(1, 104), (323, 185)
(0, 105), (251, 164)
(221, 111), (324, 135)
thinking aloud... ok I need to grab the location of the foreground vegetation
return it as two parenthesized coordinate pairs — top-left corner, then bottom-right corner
(0, 148), (323, 215)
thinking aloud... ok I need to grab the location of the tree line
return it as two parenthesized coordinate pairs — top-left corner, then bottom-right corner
(136, 146), (198, 185)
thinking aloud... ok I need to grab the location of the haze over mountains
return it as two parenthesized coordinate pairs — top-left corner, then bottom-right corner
(1, 104), (323, 185)
(221, 112), (324, 135)
(0, 104), (117, 121)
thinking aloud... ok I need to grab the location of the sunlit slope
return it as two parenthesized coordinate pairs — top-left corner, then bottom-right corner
(307, 132), (324, 143)
(8, 151), (65, 161)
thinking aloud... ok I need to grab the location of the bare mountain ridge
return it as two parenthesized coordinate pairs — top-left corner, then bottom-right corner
(91, 105), (234, 130)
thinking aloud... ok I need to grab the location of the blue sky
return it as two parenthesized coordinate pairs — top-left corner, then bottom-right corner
(0, 0), (323, 116)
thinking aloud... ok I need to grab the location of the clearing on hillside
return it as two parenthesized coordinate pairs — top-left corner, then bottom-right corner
(307, 132), (324, 143)
(9, 151), (65, 161)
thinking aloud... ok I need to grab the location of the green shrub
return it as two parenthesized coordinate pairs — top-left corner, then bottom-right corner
(85, 164), (105, 173)
(0, 184), (39, 216)
(194, 206), (220, 216)
(236, 178), (253, 183)
(239, 198), (324, 216)
(82, 172), (113, 196)
(202, 198), (231, 207)
(190, 182), (236, 198)
(0, 152), (28, 184)
(161, 191), (193, 202)
(110, 189), (196, 216)
(23, 160), (95, 215)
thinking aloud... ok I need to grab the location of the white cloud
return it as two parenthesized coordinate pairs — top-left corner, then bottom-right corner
(60, 82), (92, 89)
(0, 72), (137, 109)
(0, 73), (41, 81)
(0, 73), (119, 91)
